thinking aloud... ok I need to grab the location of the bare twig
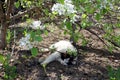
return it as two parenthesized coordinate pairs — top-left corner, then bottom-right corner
(85, 28), (109, 47)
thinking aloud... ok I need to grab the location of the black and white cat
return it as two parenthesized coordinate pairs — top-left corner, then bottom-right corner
(39, 40), (78, 66)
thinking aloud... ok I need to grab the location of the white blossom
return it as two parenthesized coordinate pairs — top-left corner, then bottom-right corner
(100, 0), (114, 10)
(64, 0), (72, 4)
(64, 3), (76, 14)
(19, 34), (33, 50)
(52, 3), (65, 15)
(30, 20), (45, 30)
(51, 0), (76, 15)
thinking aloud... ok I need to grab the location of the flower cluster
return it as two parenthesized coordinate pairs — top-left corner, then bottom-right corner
(51, 0), (76, 15)
(30, 20), (45, 30)
(19, 34), (33, 50)
(64, 0), (72, 4)
(100, 0), (113, 9)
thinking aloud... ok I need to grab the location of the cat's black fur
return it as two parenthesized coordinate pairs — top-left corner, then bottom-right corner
(57, 51), (75, 65)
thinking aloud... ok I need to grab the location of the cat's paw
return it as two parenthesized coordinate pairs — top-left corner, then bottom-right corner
(61, 61), (68, 66)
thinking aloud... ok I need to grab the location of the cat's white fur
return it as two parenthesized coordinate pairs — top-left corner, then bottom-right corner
(41, 40), (77, 66)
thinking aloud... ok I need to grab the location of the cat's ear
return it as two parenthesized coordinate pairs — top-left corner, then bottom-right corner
(63, 58), (70, 63)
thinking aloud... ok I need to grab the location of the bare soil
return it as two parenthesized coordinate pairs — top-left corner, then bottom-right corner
(0, 24), (120, 80)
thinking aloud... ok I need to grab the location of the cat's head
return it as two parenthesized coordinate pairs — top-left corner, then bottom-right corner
(61, 52), (78, 65)
(65, 56), (77, 65)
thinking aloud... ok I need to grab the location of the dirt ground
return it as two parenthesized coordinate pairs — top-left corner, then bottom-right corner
(0, 24), (120, 80)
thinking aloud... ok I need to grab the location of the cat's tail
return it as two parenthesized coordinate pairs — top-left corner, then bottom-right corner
(38, 48), (50, 63)
(40, 51), (61, 65)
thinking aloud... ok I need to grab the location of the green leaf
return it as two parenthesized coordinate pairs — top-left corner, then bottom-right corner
(80, 0), (86, 3)
(31, 47), (38, 57)
(14, 1), (20, 8)
(107, 66), (115, 79)
(57, 0), (64, 4)
(43, 9), (49, 16)
(52, 11), (58, 15)
(30, 31), (35, 40)
(116, 23), (120, 28)
(26, 19), (32, 24)
(4, 64), (17, 80)
(82, 14), (87, 19)
(0, 54), (6, 64)
(100, 8), (108, 15)
(81, 21), (87, 28)
(36, 29), (42, 35)
(65, 21), (72, 31)
(116, 68), (120, 80)
(6, 29), (12, 44)
(95, 13), (101, 21)
(44, 30), (48, 35)
(72, 32), (80, 42)
(67, 48), (78, 57)
(34, 36), (42, 42)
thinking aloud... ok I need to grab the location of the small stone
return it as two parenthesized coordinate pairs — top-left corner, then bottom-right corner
(114, 60), (119, 62)
(10, 59), (14, 62)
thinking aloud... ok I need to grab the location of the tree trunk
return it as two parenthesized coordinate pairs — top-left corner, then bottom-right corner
(0, 1), (7, 49)
(0, 22), (7, 49)
(0, 0), (14, 49)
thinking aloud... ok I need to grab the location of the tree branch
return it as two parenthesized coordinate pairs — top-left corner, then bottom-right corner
(10, 7), (38, 21)
(6, 0), (14, 21)
(0, 1), (5, 22)
(85, 28), (109, 47)
(85, 28), (120, 51)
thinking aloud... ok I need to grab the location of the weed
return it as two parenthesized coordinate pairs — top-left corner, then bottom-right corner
(0, 54), (17, 80)
(107, 66), (120, 80)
